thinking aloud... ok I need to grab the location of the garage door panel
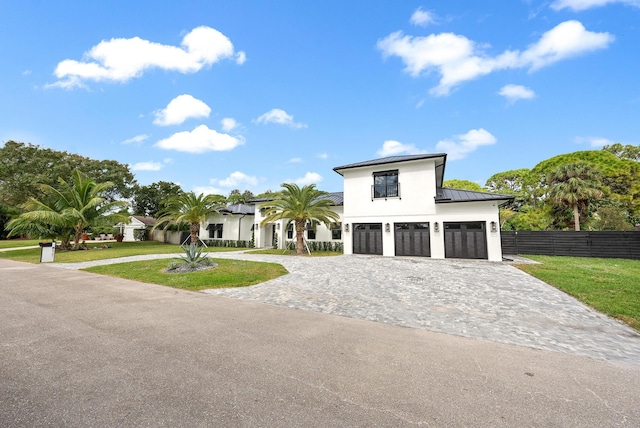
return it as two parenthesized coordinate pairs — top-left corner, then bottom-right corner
(444, 222), (487, 259)
(354, 223), (383, 255)
(395, 223), (430, 257)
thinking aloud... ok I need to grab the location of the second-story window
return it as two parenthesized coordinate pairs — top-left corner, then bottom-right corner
(373, 170), (399, 199)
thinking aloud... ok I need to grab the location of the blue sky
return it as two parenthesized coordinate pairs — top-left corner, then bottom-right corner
(1, 0), (638, 196)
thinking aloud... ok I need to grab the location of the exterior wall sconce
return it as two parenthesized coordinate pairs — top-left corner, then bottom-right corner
(434, 222), (439, 232)
(490, 221), (497, 232)
(345, 224), (349, 232)
(385, 223), (390, 232)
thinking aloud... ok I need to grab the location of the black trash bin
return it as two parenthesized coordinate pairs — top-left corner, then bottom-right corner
(39, 242), (55, 263)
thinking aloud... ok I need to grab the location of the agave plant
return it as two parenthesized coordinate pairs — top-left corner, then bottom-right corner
(178, 244), (211, 268)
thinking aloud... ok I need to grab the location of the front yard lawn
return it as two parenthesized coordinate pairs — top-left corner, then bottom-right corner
(83, 258), (288, 291)
(0, 241), (246, 264)
(0, 239), (41, 249)
(516, 255), (640, 332)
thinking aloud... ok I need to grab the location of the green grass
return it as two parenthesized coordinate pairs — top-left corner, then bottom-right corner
(247, 249), (342, 257)
(0, 239), (41, 249)
(0, 241), (247, 264)
(516, 255), (640, 331)
(83, 258), (288, 291)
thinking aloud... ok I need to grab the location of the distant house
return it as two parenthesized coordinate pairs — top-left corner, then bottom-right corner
(122, 215), (156, 241)
(333, 154), (513, 261)
(198, 153), (512, 260)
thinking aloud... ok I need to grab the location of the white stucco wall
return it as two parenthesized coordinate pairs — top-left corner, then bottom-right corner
(202, 213), (254, 242)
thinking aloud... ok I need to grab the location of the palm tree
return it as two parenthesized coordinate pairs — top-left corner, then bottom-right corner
(6, 170), (129, 249)
(153, 192), (225, 246)
(547, 163), (603, 231)
(260, 183), (340, 255)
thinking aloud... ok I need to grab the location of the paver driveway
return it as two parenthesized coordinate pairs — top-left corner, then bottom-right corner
(200, 253), (640, 365)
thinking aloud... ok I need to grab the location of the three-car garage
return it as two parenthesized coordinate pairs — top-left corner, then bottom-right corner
(352, 221), (488, 260)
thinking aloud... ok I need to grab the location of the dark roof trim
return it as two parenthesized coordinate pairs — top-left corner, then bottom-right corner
(333, 154), (447, 176)
(435, 187), (515, 204)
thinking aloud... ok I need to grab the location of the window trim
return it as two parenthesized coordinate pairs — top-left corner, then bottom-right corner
(372, 169), (400, 200)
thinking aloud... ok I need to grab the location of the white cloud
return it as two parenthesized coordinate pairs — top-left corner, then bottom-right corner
(498, 84), (536, 103)
(217, 171), (259, 187)
(291, 172), (323, 185)
(435, 128), (497, 160)
(377, 140), (421, 157)
(153, 94), (211, 126)
(410, 8), (436, 27)
(220, 117), (238, 132)
(22, 70), (32, 76)
(121, 134), (149, 144)
(131, 161), (163, 171)
(378, 20), (613, 96)
(254, 108), (307, 128)
(154, 125), (244, 153)
(192, 185), (223, 196)
(551, 0), (640, 11)
(575, 136), (615, 147)
(289, 157), (302, 163)
(48, 26), (240, 89)
(317, 152), (328, 159)
(130, 157), (172, 171)
(236, 51), (247, 65)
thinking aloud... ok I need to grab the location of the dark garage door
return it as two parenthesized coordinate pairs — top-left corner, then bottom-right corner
(444, 222), (487, 259)
(353, 223), (383, 255)
(395, 223), (430, 257)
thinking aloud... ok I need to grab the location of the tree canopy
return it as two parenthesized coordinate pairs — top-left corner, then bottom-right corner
(153, 192), (226, 246)
(0, 141), (136, 206)
(260, 183), (340, 255)
(442, 179), (484, 192)
(131, 181), (184, 218)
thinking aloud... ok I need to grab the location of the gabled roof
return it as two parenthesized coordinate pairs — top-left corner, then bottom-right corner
(219, 203), (255, 215)
(333, 153), (448, 187)
(435, 188), (514, 204)
(131, 215), (156, 226)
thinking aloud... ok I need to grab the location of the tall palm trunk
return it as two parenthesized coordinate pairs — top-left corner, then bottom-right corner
(190, 222), (200, 246)
(572, 204), (580, 231)
(295, 220), (305, 255)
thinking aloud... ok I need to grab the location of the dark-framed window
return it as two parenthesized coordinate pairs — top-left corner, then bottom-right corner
(287, 223), (293, 240)
(306, 223), (316, 240)
(207, 223), (223, 239)
(373, 170), (399, 199)
(331, 222), (342, 240)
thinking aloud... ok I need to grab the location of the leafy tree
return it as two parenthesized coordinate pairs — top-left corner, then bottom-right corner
(501, 206), (553, 231)
(227, 189), (255, 205)
(153, 192), (226, 246)
(132, 181), (183, 217)
(6, 170), (129, 249)
(547, 163), (603, 231)
(484, 168), (541, 209)
(592, 206), (635, 231)
(0, 141), (136, 207)
(260, 183), (340, 255)
(603, 143), (640, 162)
(442, 179), (484, 192)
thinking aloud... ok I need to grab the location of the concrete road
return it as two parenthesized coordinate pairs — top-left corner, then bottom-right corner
(1, 258), (639, 427)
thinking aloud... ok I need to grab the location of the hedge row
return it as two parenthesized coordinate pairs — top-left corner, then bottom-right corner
(284, 240), (344, 252)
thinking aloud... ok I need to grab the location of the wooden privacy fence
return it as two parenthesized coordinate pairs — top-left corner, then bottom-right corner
(501, 231), (640, 260)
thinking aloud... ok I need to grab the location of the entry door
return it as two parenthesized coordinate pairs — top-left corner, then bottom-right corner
(444, 222), (487, 259)
(395, 223), (430, 257)
(353, 223), (383, 255)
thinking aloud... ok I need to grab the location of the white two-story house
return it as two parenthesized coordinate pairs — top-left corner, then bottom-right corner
(333, 153), (512, 261)
(198, 153), (511, 260)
